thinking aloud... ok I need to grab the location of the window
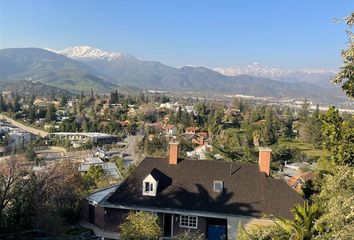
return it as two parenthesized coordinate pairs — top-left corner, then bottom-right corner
(214, 181), (223, 192)
(179, 215), (198, 229)
(145, 182), (153, 192)
(142, 174), (158, 196)
(143, 180), (156, 196)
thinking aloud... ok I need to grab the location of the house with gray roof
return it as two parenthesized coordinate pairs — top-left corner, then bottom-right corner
(81, 142), (303, 240)
(79, 156), (120, 179)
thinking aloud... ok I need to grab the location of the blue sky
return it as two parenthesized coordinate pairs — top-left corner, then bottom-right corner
(0, 0), (352, 69)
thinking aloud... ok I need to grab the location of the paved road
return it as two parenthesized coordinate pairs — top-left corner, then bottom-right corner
(0, 114), (49, 137)
(122, 135), (143, 165)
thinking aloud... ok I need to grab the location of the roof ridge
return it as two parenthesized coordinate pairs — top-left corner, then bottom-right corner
(145, 156), (258, 165)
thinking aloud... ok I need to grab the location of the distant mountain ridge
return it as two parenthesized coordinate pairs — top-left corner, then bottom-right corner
(214, 63), (337, 86)
(0, 46), (346, 104)
(0, 47), (117, 92)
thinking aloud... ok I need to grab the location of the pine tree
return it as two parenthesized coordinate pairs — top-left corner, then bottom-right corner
(60, 95), (68, 107)
(45, 104), (56, 122)
(298, 99), (310, 122)
(90, 89), (94, 101)
(29, 94), (35, 106)
(0, 92), (5, 112)
(110, 90), (119, 104)
(282, 107), (294, 138)
(307, 105), (322, 147)
(80, 91), (84, 101)
(261, 107), (278, 145)
(13, 94), (20, 112)
(28, 106), (36, 123)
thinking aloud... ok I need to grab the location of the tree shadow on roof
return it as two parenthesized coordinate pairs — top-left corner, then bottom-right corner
(165, 183), (261, 217)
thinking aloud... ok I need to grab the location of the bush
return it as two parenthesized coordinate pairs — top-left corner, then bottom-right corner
(120, 211), (161, 240)
(173, 230), (204, 240)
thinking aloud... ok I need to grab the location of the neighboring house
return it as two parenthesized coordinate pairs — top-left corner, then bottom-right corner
(181, 127), (200, 142)
(165, 124), (177, 137)
(8, 131), (31, 147)
(67, 100), (77, 108)
(128, 107), (136, 116)
(159, 102), (173, 109)
(49, 132), (118, 146)
(79, 156), (120, 179)
(283, 161), (317, 177)
(159, 102), (181, 112)
(94, 148), (122, 160)
(0, 124), (32, 148)
(36, 118), (46, 125)
(286, 171), (315, 192)
(191, 131), (209, 146)
(185, 106), (196, 115)
(187, 144), (212, 160)
(81, 143), (303, 240)
(185, 127), (200, 135)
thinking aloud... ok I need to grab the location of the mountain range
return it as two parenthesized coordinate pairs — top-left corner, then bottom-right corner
(0, 47), (117, 92)
(0, 46), (345, 104)
(214, 63), (337, 86)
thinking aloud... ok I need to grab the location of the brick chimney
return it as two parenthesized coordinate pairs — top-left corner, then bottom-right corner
(258, 147), (272, 176)
(169, 141), (180, 165)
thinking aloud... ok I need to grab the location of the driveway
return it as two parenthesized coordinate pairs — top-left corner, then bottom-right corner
(122, 135), (143, 165)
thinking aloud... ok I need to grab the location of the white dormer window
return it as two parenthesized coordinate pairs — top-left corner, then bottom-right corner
(142, 174), (158, 196)
(145, 182), (154, 192)
(213, 181), (223, 192)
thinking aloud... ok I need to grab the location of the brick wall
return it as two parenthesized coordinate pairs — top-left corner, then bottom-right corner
(104, 208), (129, 232)
(81, 201), (130, 232)
(94, 205), (106, 229)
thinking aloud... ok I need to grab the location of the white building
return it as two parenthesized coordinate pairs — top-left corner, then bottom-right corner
(187, 144), (213, 160)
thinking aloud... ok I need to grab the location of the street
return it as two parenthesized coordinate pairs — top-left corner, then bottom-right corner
(122, 135), (143, 165)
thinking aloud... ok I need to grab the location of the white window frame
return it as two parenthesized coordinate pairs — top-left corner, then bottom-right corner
(213, 180), (223, 192)
(179, 215), (198, 229)
(142, 174), (158, 196)
(145, 182), (154, 192)
(143, 181), (154, 194)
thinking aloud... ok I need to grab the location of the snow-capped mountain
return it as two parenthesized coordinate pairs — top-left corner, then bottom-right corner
(0, 47), (346, 104)
(47, 46), (137, 61)
(214, 63), (337, 85)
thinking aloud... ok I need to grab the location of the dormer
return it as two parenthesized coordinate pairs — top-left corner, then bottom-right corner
(142, 168), (172, 197)
(142, 173), (159, 196)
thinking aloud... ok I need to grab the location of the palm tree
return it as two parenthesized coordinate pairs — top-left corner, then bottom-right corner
(237, 202), (321, 240)
(272, 202), (321, 240)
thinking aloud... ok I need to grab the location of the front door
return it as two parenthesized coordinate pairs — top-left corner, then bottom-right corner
(207, 218), (227, 240)
(207, 224), (226, 240)
(163, 213), (172, 237)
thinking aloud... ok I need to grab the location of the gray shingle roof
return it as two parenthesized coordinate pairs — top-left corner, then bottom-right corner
(108, 157), (303, 219)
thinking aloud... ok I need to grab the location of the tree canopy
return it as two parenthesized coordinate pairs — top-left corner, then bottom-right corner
(119, 211), (161, 240)
(334, 13), (354, 98)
